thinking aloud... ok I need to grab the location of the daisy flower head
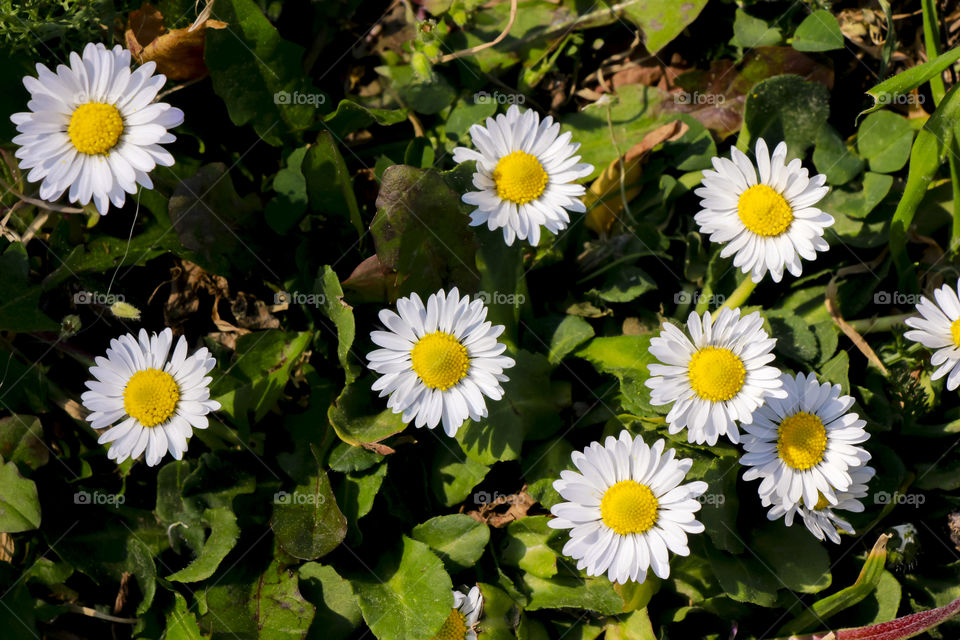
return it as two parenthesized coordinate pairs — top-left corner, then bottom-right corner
(765, 464), (875, 544)
(81, 328), (220, 467)
(645, 307), (786, 446)
(366, 287), (516, 437)
(904, 281), (960, 390)
(740, 372), (871, 510)
(694, 138), (833, 283)
(549, 430), (708, 585)
(433, 586), (482, 640)
(11, 42), (184, 214)
(452, 104), (594, 246)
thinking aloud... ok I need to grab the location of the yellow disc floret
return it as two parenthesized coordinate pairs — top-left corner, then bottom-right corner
(432, 609), (468, 640)
(600, 480), (659, 535)
(123, 368), (180, 427)
(493, 150), (548, 204)
(687, 347), (746, 402)
(737, 184), (794, 237)
(814, 492), (831, 510)
(410, 332), (470, 390)
(777, 411), (828, 470)
(68, 103), (124, 155)
(950, 318), (960, 348)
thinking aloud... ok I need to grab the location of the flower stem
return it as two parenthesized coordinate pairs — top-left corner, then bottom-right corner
(845, 313), (912, 334)
(719, 278), (758, 311)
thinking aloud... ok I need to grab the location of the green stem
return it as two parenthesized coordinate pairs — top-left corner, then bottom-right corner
(694, 282), (714, 314)
(845, 313), (913, 334)
(719, 278), (758, 311)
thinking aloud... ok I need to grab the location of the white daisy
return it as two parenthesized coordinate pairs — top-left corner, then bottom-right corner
(432, 586), (483, 640)
(904, 281), (960, 390)
(548, 430), (708, 585)
(765, 465), (875, 544)
(452, 104), (593, 246)
(645, 307), (786, 446)
(366, 287), (515, 437)
(81, 328), (220, 467)
(11, 42), (184, 214)
(740, 372), (871, 510)
(694, 138), (833, 283)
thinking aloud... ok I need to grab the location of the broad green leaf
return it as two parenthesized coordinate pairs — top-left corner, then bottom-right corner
(266, 146), (309, 235)
(476, 582), (521, 639)
(813, 124), (864, 186)
(862, 46), (960, 116)
(822, 172), (894, 220)
(0, 458), (40, 533)
(791, 10), (845, 52)
(445, 97), (497, 138)
(730, 9), (781, 50)
(322, 99), (407, 138)
(164, 592), (204, 640)
(753, 523), (831, 594)
(271, 455), (348, 560)
(593, 266), (657, 303)
(547, 316), (595, 366)
(621, 0), (708, 54)
(375, 64), (456, 115)
(0, 415), (48, 470)
(706, 544), (780, 607)
(166, 507), (240, 583)
(328, 378), (407, 445)
(327, 441), (383, 473)
(820, 351), (850, 394)
(411, 514), (490, 573)
(857, 111), (914, 173)
(524, 573), (623, 615)
(575, 334), (659, 415)
(299, 563), (362, 640)
(522, 438), (575, 510)
(206, 0), (319, 144)
(303, 133), (363, 236)
(352, 536), (453, 640)
(335, 460), (388, 534)
(604, 608), (657, 640)
(0, 243), (58, 332)
(501, 516), (564, 578)
(430, 444), (490, 507)
(697, 457), (742, 553)
(850, 570), (901, 626)
(738, 74), (830, 159)
(315, 265), (359, 384)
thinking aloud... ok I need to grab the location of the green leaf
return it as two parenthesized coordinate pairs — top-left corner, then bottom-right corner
(862, 46), (960, 116)
(299, 563), (362, 640)
(753, 523), (831, 594)
(322, 99), (407, 138)
(335, 460), (388, 534)
(791, 10), (845, 52)
(375, 64), (456, 115)
(0, 458), (40, 533)
(0, 415), (48, 471)
(822, 172), (894, 220)
(524, 573), (624, 615)
(697, 457), (742, 553)
(813, 124), (865, 186)
(166, 507), (240, 583)
(303, 133), (363, 236)
(371, 163), (480, 295)
(820, 351), (850, 395)
(501, 515), (564, 578)
(621, 0), (709, 54)
(593, 266), (657, 303)
(730, 9), (781, 50)
(271, 456), (348, 560)
(430, 443), (490, 507)
(706, 544), (780, 607)
(315, 266), (359, 384)
(476, 582), (521, 639)
(738, 75), (831, 159)
(266, 146), (309, 234)
(575, 335), (658, 414)
(548, 316), (595, 366)
(328, 377), (407, 445)
(411, 514), (490, 573)
(164, 592), (204, 640)
(205, 0), (319, 144)
(0, 243), (58, 332)
(352, 536), (453, 640)
(857, 111), (914, 173)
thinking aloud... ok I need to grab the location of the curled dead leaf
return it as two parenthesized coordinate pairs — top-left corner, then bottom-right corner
(125, 2), (227, 81)
(464, 487), (536, 528)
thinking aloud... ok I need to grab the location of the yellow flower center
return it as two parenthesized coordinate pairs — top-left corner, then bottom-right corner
(409, 332), (470, 390)
(432, 609), (468, 640)
(687, 346), (746, 402)
(123, 368), (180, 427)
(493, 150), (548, 204)
(814, 493), (831, 510)
(777, 411), (828, 470)
(68, 103), (124, 155)
(951, 318), (960, 348)
(600, 480), (659, 535)
(737, 184), (794, 237)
